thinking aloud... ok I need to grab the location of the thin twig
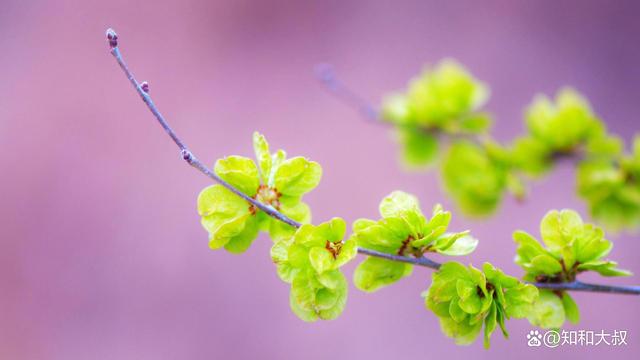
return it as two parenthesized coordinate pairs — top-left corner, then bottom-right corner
(531, 281), (640, 295)
(315, 64), (381, 123)
(106, 29), (299, 228)
(107, 28), (640, 296)
(356, 248), (441, 270)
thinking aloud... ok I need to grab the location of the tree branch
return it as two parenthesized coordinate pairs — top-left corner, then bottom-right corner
(532, 281), (640, 295)
(106, 28), (640, 296)
(106, 29), (299, 228)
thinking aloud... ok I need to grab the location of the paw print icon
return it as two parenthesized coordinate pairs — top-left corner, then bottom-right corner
(527, 330), (542, 347)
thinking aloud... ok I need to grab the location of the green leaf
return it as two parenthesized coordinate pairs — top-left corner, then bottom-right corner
(288, 269), (348, 321)
(503, 284), (538, 319)
(197, 185), (255, 251)
(427, 261), (537, 347)
(316, 269), (344, 290)
(442, 141), (506, 216)
(573, 224), (612, 263)
(398, 128), (439, 167)
(434, 233), (478, 256)
(293, 224), (324, 248)
(317, 273), (348, 320)
(308, 247), (334, 274)
(513, 230), (550, 269)
(223, 216), (260, 253)
(252, 132), (272, 182)
(276, 262), (299, 284)
(214, 156), (260, 196)
(529, 254), (563, 275)
(379, 191), (421, 218)
(316, 217), (347, 243)
(291, 270), (319, 311)
(483, 302), (497, 349)
(428, 262), (471, 302)
(274, 157), (322, 197)
(509, 136), (552, 176)
(577, 260), (632, 277)
(527, 290), (566, 329)
(335, 237), (358, 268)
(353, 257), (413, 292)
(267, 149), (287, 187)
(289, 289), (318, 322)
(561, 292), (580, 324)
(405, 59), (489, 126)
(350, 219), (398, 251)
(315, 288), (339, 310)
(197, 184), (248, 220)
(271, 239), (299, 283)
(269, 201), (311, 240)
(459, 112), (492, 134)
(287, 243), (311, 269)
(448, 298), (468, 323)
(525, 88), (600, 152)
(539, 209), (583, 252)
(438, 317), (483, 346)
(586, 134), (623, 158)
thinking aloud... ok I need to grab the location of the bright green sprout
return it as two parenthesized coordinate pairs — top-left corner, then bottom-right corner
(271, 217), (357, 321)
(511, 88), (622, 177)
(197, 132), (322, 253)
(525, 88), (610, 154)
(577, 135), (640, 230)
(352, 191), (478, 292)
(381, 59), (492, 167)
(513, 209), (631, 328)
(441, 141), (512, 215)
(425, 261), (538, 348)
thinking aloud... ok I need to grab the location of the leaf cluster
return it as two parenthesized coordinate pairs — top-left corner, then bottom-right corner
(352, 191), (478, 292)
(380, 60), (639, 231)
(194, 135), (633, 348)
(514, 209), (631, 328)
(271, 218), (356, 321)
(197, 132), (321, 253)
(425, 262), (538, 348)
(382, 59), (492, 167)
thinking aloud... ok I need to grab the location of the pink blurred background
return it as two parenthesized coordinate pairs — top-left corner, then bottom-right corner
(1, 0), (639, 358)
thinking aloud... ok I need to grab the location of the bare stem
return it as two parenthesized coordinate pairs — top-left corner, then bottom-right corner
(315, 64), (381, 124)
(531, 281), (640, 295)
(356, 248), (442, 270)
(107, 29), (640, 296)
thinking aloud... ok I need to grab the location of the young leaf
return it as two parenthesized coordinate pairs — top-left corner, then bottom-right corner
(353, 192), (474, 291)
(425, 261), (537, 348)
(353, 257), (413, 292)
(561, 292), (580, 324)
(526, 290), (565, 329)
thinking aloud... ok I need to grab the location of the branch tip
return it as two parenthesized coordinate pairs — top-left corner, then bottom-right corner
(106, 28), (118, 48)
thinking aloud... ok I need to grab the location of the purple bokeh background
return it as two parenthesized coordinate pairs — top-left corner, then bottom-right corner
(1, 0), (639, 359)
